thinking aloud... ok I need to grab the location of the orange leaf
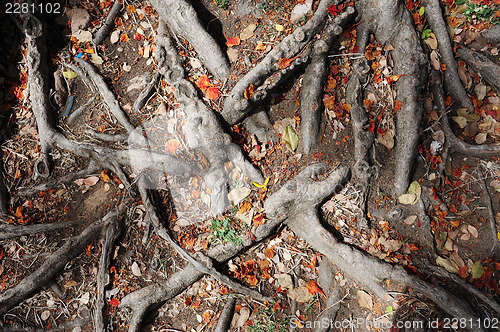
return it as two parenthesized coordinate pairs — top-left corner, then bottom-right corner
(225, 34), (241, 47)
(306, 280), (325, 297)
(244, 84), (255, 100)
(264, 247), (274, 258)
(386, 74), (405, 84)
(323, 95), (335, 109)
(119, 34), (129, 42)
(255, 42), (266, 51)
(246, 275), (259, 286)
(101, 170), (110, 182)
(134, 33), (143, 41)
(109, 298), (121, 307)
(206, 86), (220, 100)
(197, 75), (211, 91)
(394, 100), (402, 111)
(126, 4), (136, 12)
(278, 57), (297, 69)
(165, 139), (180, 154)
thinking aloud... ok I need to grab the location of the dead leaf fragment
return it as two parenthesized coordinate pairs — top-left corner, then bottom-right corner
(240, 24), (256, 40)
(277, 274), (294, 289)
(110, 30), (120, 44)
(288, 286), (314, 303)
(357, 290), (373, 310)
(131, 261), (142, 276)
(436, 256), (459, 273)
(228, 187), (251, 205)
(83, 176), (99, 186)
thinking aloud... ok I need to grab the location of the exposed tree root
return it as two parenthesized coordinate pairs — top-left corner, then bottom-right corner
(423, 0), (474, 110)
(355, 0), (428, 197)
(429, 69), (500, 158)
(0, 205), (126, 315)
(0, 220), (76, 241)
(93, 0), (124, 45)
(155, 21), (263, 215)
(222, 0), (336, 125)
(149, 0), (230, 80)
(314, 259), (342, 332)
(482, 24), (500, 44)
(94, 209), (123, 332)
(242, 106), (276, 143)
(479, 173), (500, 260)
(458, 47), (500, 95)
(264, 164), (484, 330)
(214, 296), (236, 332)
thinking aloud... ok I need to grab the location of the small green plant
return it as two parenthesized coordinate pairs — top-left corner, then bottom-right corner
(209, 216), (243, 246)
(248, 307), (291, 332)
(421, 25), (432, 39)
(215, 0), (229, 10)
(458, 0), (499, 24)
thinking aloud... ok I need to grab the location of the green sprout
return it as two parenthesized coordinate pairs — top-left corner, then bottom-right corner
(209, 216), (243, 246)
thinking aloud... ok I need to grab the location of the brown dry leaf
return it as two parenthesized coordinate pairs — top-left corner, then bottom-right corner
(404, 215), (417, 225)
(277, 274), (294, 289)
(288, 286), (314, 303)
(436, 256), (459, 273)
(131, 261), (142, 276)
(475, 132), (487, 144)
(64, 280), (78, 288)
(110, 30), (120, 44)
(424, 32), (438, 50)
(468, 225), (478, 238)
(490, 179), (500, 192)
(458, 66), (472, 89)
(475, 83), (487, 101)
(430, 50), (440, 70)
(357, 290), (373, 310)
(240, 24), (256, 40)
(83, 176), (99, 186)
(377, 129), (395, 150)
(228, 187), (251, 205)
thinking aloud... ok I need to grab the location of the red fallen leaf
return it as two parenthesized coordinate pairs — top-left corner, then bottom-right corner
(197, 75), (211, 91)
(278, 57), (297, 69)
(377, 127), (386, 135)
(109, 266), (116, 273)
(407, 243), (419, 251)
(192, 300), (201, 309)
(386, 74), (405, 85)
(458, 266), (469, 279)
(306, 280), (326, 297)
(328, 4), (340, 16)
(109, 298), (121, 307)
(0, 247), (4, 261)
(394, 100), (402, 111)
(225, 34), (241, 47)
(244, 84), (255, 100)
(164, 138), (180, 154)
(185, 297), (192, 306)
(453, 168), (462, 178)
(206, 86), (220, 100)
(134, 33), (143, 41)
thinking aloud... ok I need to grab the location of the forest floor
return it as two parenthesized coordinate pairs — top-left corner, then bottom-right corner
(0, 0), (500, 331)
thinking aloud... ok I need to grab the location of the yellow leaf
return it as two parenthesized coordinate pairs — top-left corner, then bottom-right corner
(253, 177), (270, 188)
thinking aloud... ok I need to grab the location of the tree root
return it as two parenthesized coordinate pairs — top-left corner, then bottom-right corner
(264, 164), (485, 331)
(429, 69), (500, 158)
(479, 172), (500, 260)
(0, 220), (76, 241)
(74, 57), (135, 132)
(242, 106), (276, 143)
(458, 46), (500, 95)
(155, 21), (263, 215)
(0, 205), (126, 315)
(482, 24), (500, 44)
(93, 0), (123, 46)
(149, 0), (230, 81)
(94, 208), (123, 332)
(423, 0), (474, 110)
(214, 296), (236, 332)
(300, 12), (354, 154)
(314, 259), (342, 332)
(222, 0), (335, 125)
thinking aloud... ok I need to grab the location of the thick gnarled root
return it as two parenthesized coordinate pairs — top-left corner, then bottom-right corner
(265, 164), (484, 331)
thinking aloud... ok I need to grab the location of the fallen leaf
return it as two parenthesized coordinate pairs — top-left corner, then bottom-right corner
(110, 30), (120, 44)
(306, 280), (325, 297)
(377, 129), (395, 149)
(282, 125), (299, 152)
(430, 50), (440, 70)
(197, 76), (211, 91)
(240, 24), (256, 40)
(436, 256), (459, 273)
(452, 116), (468, 128)
(277, 274), (294, 289)
(424, 32), (438, 50)
(228, 187), (251, 205)
(404, 215), (417, 225)
(288, 286), (314, 303)
(63, 71), (78, 79)
(386, 74), (405, 85)
(275, 24), (284, 31)
(408, 181), (421, 201)
(490, 179), (500, 192)
(41, 310), (50, 321)
(244, 84), (255, 100)
(278, 57), (297, 69)
(119, 33), (129, 42)
(131, 261), (142, 276)
(64, 280), (78, 288)
(90, 54), (103, 65)
(471, 261), (484, 279)
(474, 83), (487, 101)
(398, 193), (417, 205)
(72, 30), (92, 42)
(467, 225), (478, 238)
(225, 35), (241, 47)
(164, 138), (180, 153)
(457, 108), (480, 122)
(323, 95), (335, 109)
(206, 86), (220, 100)
(227, 48), (239, 62)
(357, 290), (373, 310)
(255, 42), (266, 51)
(83, 176), (99, 186)
(109, 298), (121, 307)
